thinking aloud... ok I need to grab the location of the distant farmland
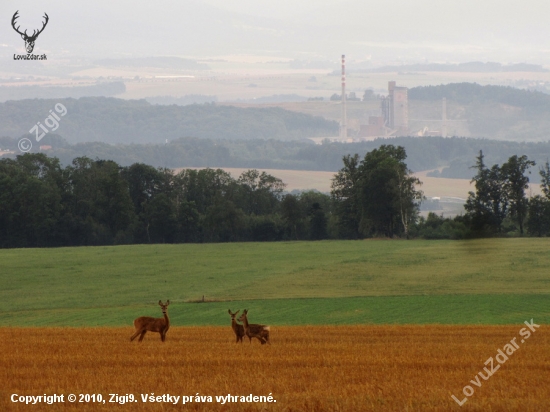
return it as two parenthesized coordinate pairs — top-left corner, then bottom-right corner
(177, 167), (477, 199)
(175, 167), (542, 201)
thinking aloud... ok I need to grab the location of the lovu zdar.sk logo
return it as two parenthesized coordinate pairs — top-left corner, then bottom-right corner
(11, 10), (49, 60)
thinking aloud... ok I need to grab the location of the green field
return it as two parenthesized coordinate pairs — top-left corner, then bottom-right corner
(1, 239), (549, 326)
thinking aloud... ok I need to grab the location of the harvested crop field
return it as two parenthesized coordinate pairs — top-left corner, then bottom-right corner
(1, 325), (548, 411)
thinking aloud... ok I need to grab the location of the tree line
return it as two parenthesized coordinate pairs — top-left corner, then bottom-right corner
(3, 135), (550, 183)
(418, 152), (550, 239)
(1, 146), (549, 248)
(0, 146), (421, 247)
(0, 153), (333, 247)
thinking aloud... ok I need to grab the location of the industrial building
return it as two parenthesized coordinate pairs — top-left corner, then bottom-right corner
(358, 81), (410, 138)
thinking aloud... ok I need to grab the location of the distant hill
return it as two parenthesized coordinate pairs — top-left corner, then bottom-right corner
(0, 97), (338, 144)
(358, 62), (548, 73)
(409, 83), (550, 109)
(408, 83), (550, 141)
(0, 82), (125, 102)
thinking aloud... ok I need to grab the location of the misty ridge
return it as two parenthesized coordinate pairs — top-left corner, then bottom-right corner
(0, 97), (338, 144)
(3, 83), (550, 144)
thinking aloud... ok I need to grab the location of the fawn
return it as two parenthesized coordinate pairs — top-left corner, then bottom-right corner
(228, 309), (246, 343)
(238, 309), (270, 345)
(130, 300), (170, 342)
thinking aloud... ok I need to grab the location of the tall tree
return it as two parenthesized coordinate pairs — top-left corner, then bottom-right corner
(464, 151), (508, 234)
(236, 169), (285, 215)
(527, 160), (550, 237)
(501, 155), (535, 235)
(539, 160), (550, 200)
(331, 146), (422, 238)
(358, 145), (422, 237)
(331, 154), (361, 239)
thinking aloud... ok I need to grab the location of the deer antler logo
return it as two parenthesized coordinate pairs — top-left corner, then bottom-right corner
(11, 11), (49, 54)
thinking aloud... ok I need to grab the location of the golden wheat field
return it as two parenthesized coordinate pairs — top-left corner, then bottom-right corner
(1, 325), (548, 412)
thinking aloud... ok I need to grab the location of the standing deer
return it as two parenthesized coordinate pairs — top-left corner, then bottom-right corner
(130, 300), (170, 342)
(228, 309), (246, 343)
(238, 309), (270, 345)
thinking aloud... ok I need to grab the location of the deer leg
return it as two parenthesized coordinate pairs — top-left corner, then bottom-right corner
(138, 331), (146, 342)
(130, 329), (142, 341)
(161, 331), (166, 342)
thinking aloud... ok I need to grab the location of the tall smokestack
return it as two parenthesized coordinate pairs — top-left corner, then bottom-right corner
(341, 54), (347, 140)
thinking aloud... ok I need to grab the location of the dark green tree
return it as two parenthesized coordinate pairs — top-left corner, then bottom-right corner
(501, 155), (535, 235)
(66, 157), (136, 245)
(331, 146), (422, 238)
(527, 160), (550, 236)
(331, 154), (361, 238)
(280, 194), (303, 240)
(464, 151), (508, 234)
(357, 145), (422, 237)
(0, 154), (65, 247)
(308, 202), (327, 240)
(527, 195), (550, 236)
(236, 169), (285, 215)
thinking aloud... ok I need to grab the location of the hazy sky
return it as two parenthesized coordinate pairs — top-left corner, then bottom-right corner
(1, 0), (550, 65)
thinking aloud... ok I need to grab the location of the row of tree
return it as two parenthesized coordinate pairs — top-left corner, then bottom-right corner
(0, 145), (423, 247)
(1, 146), (549, 248)
(465, 151), (550, 236)
(0, 154), (332, 247)
(418, 151), (550, 238)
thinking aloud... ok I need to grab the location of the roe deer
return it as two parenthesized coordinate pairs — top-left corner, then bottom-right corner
(130, 300), (170, 342)
(238, 309), (270, 345)
(228, 309), (245, 343)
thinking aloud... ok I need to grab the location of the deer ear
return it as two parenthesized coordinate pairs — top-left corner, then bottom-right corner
(235, 310), (240, 315)
(166, 300), (170, 305)
(158, 300), (162, 305)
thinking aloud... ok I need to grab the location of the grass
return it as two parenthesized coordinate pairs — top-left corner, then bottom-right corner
(1, 238), (549, 326)
(2, 294), (549, 327)
(1, 326), (548, 411)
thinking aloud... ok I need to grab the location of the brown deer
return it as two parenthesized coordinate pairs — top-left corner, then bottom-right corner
(238, 309), (270, 345)
(130, 300), (170, 342)
(228, 309), (245, 343)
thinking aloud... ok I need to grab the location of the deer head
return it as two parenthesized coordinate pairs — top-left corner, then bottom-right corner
(159, 300), (170, 312)
(12, 11), (49, 54)
(228, 309), (240, 319)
